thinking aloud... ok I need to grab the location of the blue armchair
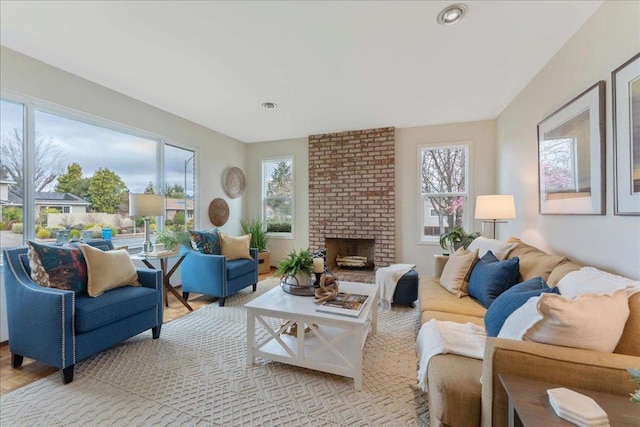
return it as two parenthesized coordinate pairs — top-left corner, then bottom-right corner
(180, 248), (259, 306)
(2, 240), (163, 384)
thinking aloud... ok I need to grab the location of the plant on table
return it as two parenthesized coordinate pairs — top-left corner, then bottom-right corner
(275, 248), (313, 285)
(155, 229), (192, 251)
(439, 226), (480, 253)
(628, 367), (640, 403)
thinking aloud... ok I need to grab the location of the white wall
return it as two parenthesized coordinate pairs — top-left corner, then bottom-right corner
(496, 1), (640, 279)
(244, 138), (309, 265)
(0, 46), (248, 341)
(396, 121), (497, 277)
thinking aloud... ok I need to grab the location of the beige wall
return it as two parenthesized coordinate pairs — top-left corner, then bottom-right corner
(396, 120), (497, 276)
(244, 138), (309, 265)
(496, 1), (640, 279)
(0, 46), (247, 236)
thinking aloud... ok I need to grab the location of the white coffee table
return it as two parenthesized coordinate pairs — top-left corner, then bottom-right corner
(245, 281), (378, 390)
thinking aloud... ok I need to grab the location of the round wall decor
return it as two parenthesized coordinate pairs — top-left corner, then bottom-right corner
(223, 167), (246, 199)
(208, 198), (230, 226)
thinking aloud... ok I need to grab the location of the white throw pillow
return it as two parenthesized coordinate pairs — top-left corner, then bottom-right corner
(557, 267), (640, 299)
(497, 296), (542, 340)
(467, 236), (516, 260)
(523, 290), (630, 353)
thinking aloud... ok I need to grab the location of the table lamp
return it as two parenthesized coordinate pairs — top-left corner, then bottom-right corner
(129, 193), (164, 254)
(474, 195), (516, 239)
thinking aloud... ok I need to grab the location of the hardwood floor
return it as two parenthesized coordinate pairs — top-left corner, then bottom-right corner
(0, 270), (276, 397)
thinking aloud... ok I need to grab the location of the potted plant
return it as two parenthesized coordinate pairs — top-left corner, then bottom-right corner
(241, 217), (271, 274)
(155, 229), (192, 252)
(275, 248), (313, 287)
(439, 226), (480, 253)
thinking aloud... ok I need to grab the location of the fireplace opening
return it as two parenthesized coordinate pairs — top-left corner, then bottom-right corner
(325, 238), (375, 271)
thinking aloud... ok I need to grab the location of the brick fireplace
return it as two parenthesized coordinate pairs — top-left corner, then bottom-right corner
(308, 127), (395, 283)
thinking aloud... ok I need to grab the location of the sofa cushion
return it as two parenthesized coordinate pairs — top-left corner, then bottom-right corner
(484, 277), (559, 337)
(506, 238), (566, 282)
(427, 354), (483, 427)
(26, 241), (88, 294)
(468, 251), (520, 308)
(525, 290), (630, 353)
(467, 236), (516, 260)
(219, 232), (252, 261)
(546, 260), (582, 287)
(190, 229), (221, 255)
(78, 244), (140, 297)
(226, 258), (256, 280)
(419, 279), (487, 319)
(75, 286), (159, 333)
(439, 247), (479, 297)
(421, 310), (485, 327)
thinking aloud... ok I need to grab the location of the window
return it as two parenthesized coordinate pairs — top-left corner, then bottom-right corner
(262, 157), (293, 235)
(0, 93), (197, 253)
(419, 143), (470, 242)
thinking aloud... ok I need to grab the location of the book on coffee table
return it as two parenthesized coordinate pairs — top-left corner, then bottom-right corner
(316, 292), (369, 317)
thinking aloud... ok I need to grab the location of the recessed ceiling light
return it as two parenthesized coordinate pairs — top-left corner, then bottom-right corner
(437, 3), (468, 26)
(261, 102), (277, 109)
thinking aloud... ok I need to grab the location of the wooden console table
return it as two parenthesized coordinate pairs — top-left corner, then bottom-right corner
(500, 374), (639, 426)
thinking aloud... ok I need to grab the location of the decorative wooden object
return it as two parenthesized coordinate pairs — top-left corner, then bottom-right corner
(208, 198), (229, 226)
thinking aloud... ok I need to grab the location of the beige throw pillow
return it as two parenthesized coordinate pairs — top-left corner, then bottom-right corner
(524, 290), (630, 353)
(439, 247), (479, 297)
(78, 244), (139, 297)
(219, 232), (253, 261)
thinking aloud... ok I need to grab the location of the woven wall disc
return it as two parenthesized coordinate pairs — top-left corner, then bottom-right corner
(223, 167), (246, 199)
(208, 198), (230, 226)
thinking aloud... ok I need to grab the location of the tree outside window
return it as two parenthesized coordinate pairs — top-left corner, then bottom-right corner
(420, 144), (469, 240)
(263, 158), (293, 234)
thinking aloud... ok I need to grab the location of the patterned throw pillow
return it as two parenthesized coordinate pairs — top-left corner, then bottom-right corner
(26, 241), (88, 294)
(311, 248), (331, 273)
(189, 229), (221, 255)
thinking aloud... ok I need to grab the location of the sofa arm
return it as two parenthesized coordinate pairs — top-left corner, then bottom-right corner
(481, 337), (640, 427)
(137, 268), (162, 291)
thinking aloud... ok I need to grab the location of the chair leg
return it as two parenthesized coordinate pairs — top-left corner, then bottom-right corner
(253, 283), (257, 292)
(152, 325), (162, 339)
(182, 291), (189, 301)
(62, 365), (74, 384)
(11, 353), (23, 368)
(219, 297), (225, 307)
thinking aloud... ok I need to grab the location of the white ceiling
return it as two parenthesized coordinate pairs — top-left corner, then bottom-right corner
(0, 1), (603, 143)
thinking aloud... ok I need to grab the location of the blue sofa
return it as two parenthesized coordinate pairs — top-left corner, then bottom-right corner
(180, 247), (259, 306)
(2, 240), (163, 384)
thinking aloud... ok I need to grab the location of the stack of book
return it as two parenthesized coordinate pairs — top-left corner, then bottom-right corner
(316, 292), (369, 317)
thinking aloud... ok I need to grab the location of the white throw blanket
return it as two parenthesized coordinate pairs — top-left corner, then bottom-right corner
(415, 319), (487, 391)
(376, 263), (415, 309)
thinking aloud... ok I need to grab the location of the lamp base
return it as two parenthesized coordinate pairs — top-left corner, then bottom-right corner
(480, 220), (507, 239)
(142, 217), (154, 254)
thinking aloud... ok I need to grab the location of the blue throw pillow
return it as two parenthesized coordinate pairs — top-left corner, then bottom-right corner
(468, 251), (520, 308)
(26, 240), (88, 294)
(189, 229), (221, 255)
(484, 277), (560, 337)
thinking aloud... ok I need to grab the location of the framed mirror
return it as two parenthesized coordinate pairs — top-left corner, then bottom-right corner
(537, 81), (605, 215)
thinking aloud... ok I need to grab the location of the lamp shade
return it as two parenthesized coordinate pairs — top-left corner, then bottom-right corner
(475, 195), (516, 220)
(129, 193), (164, 217)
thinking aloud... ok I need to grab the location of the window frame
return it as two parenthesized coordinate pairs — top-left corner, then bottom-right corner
(417, 141), (473, 244)
(261, 155), (294, 239)
(0, 89), (199, 251)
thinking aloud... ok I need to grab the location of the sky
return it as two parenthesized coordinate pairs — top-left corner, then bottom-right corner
(1, 99), (195, 195)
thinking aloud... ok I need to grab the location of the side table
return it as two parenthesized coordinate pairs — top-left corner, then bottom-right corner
(131, 252), (192, 311)
(500, 374), (639, 426)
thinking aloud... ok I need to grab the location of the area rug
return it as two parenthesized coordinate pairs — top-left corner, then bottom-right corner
(0, 278), (429, 426)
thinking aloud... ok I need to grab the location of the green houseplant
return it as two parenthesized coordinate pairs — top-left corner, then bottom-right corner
(439, 226), (480, 253)
(241, 217), (271, 274)
(155, 229), (192, 251)
(275, 248), (313, 287)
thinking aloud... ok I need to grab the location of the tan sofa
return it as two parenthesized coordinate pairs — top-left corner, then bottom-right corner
(418, 238), (640, 427)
